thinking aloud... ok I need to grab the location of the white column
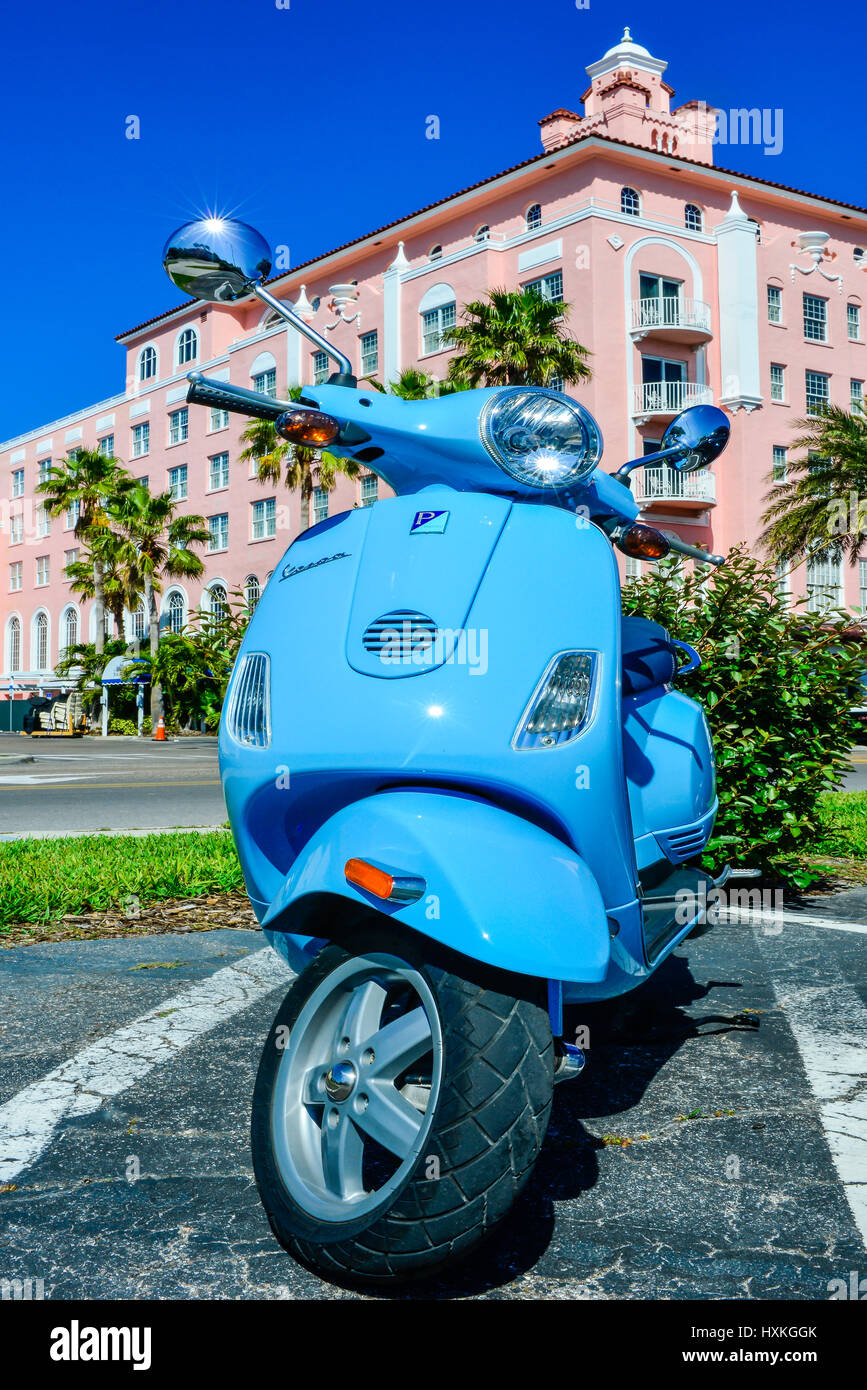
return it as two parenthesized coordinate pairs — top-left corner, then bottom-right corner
(714, 191), (763, 413)
(383, 242), (410, 386)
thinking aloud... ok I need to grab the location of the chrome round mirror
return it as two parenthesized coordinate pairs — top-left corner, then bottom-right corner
(162, 218), (272, 303)
(662, 404), (730, 472)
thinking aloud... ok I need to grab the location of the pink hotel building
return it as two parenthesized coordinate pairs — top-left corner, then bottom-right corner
(3, 28), (867, 691)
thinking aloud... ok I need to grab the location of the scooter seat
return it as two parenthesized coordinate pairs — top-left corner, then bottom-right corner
(621, 615), (678, 696)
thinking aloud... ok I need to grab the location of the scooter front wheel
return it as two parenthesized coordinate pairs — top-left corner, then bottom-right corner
(251, 928), (553, 1284)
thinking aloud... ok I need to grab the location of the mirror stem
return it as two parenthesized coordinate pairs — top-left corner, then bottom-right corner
(613, 443), (688, 479)
(252, 283), (356, 385)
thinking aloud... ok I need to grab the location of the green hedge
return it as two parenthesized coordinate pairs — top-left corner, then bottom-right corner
(622, 547), (865, 883)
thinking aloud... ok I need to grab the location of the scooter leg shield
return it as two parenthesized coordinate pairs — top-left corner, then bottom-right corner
(260, 789), (611, 984)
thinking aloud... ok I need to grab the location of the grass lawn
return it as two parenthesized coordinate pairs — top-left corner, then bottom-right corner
(2, 792), (866, 936)
(811, 791), (867, 860)
(0, 831), (243, 928)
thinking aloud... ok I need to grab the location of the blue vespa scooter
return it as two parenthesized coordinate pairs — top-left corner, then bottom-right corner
(164, 218), (733, 1284)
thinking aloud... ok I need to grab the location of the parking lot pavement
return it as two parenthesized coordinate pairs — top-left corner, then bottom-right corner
(0, 736), (225, 834)
(0, 915), (864, 1301)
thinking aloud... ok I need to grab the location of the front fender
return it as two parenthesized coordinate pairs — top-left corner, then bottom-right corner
(260, 790), (611, 984)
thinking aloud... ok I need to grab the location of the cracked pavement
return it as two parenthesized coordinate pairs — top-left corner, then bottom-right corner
(0, 915), (864, 1300)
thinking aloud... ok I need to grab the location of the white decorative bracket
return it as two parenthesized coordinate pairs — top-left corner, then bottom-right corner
(324, 282), (361, 330)
(790, 231), (843, 292)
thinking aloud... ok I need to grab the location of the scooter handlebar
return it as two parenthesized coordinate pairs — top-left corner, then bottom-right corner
(186, 371), (290, 423)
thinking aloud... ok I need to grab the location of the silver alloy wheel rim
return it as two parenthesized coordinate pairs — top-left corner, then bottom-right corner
(271, 952), (443, 1224)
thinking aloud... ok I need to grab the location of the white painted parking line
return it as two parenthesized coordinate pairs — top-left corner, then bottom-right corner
(0, 774), (101, 785)
(722, 907), (867, 935)
(768, 967), (867, 1248)
(0, 948), (291, 1183)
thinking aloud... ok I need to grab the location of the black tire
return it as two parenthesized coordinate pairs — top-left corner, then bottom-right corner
(251, 928), (553, 1284)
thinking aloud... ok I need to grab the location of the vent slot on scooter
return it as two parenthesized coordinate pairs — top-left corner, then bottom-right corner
(362, 610), (440, 662)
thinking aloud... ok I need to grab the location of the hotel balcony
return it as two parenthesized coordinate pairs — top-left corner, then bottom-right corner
(632, 464), (717, 509)
(630, 297), (712, 345)
(631, 381), (714, 421)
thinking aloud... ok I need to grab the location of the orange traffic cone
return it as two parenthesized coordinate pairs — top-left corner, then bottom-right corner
(154, 715), (166, 742)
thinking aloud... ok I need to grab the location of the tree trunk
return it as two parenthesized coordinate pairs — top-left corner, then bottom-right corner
(93, 559), (106, 656)
(146, 576), (164, 731)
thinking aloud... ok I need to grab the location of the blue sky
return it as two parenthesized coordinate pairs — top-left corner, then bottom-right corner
(0, 0), (861, 441)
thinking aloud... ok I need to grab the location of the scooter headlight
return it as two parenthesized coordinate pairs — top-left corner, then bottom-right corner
(479, 389), (602, 490)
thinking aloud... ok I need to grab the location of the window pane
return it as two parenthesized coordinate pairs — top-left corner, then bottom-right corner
(848, 303), (862, 340)
(767, 285), (782, 323)
(209, 452), (229, 489)
(208, 514), (228, 551)
(803, 294), (827, 341)
(253, 369), (277, 397)
(805, 370), (830, 414)
(360, 330), (378, 376)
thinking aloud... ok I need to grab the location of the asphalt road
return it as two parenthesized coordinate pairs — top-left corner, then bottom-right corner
(1, 737), (865, 841)
(1, 901), (864, 1300)
(0, 736), (225, 835)
(844, 748), (867, 792)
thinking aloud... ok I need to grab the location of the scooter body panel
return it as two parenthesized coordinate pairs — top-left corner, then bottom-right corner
(220, 487), (717, 1005)
(258, 789), (612, 984)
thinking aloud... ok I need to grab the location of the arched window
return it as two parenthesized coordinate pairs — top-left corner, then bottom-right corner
(132, 603), (147, 640)
(8, 617), (21, 673)
(684, 203), (703, 232)
(62, 606), (78, 656)
(35, 612), (49, 671)
(748, 218), (763, 244)
(474, 224), (490, 243)
(208, 584), (228, 621)
(419, 282), (457, 355)
(429, 244), (442, 262)
(177, 328), (198, 366)
(244, 575), (261, 610)
(138, 345), (157, 382)
(855, 247), (865, 264)
(525, 203), (542, 231)
(167, 591), (185, 635)
(250, 350), (277, 398)
(620, 187), (641, 217)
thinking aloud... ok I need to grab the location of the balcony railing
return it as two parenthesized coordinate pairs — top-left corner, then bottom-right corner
(632, 464), (717, 507)
(630, 297), (712, 336)
(632, 382), (714, 417)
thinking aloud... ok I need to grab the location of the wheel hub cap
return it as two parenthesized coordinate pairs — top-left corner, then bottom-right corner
(324, 1059), (358, 1102)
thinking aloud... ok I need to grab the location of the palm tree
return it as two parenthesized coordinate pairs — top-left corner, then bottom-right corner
(108, 485), (210, 727)
(65, 529), (141, 638)
(761, 405), (867, 565)
(37, 449), (133, 654)
(446, 288), (592, 390)
(362, 367), (463, 401)
(239, 386), (361, 528)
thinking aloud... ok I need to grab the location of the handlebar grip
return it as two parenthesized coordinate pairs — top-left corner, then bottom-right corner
(186, 372), (289, 422)
(665, 534), (725, 566)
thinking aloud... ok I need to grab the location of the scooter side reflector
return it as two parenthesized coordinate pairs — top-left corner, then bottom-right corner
(344, 858), (426, 904)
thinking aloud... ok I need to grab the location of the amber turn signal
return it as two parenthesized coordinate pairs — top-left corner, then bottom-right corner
(276, 408), (341, 447)
(344, 858), (427, 905)
(616, 524), (671, 561)
(344, 858), (395, 900)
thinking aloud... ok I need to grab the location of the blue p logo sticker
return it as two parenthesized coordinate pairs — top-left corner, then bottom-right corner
(411, 510), (449, 534)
